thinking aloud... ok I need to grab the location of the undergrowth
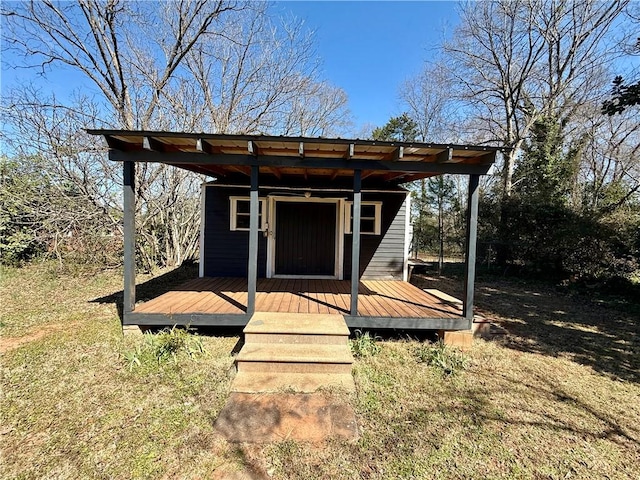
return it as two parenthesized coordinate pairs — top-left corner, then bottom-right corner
(350, 330), (381, 358)
(123, 326), (207, 371)
(414, 340), (469, 376)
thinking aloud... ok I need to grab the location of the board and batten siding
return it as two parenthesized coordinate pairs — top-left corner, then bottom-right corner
(201, 183), (409, 279)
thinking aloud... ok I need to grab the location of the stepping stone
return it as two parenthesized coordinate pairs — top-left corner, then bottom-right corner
(214, 393), (359, 443)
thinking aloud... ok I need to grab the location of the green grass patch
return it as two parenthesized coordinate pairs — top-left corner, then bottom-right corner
(2, 264), (639, 479)
(415, 340), (470, 376)
(122, 326), (207, 372)
(349, 329), (381, 358)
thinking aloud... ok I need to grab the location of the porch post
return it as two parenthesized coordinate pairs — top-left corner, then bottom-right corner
(350, 169), (362, 316)
(123, 161), (136, 316)
(247, 165), (259, 316)
(463, 174), (480, 325)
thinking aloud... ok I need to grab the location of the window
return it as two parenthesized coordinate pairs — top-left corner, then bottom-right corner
(345, 201), (382, 235)
(230, 197), (267, 231)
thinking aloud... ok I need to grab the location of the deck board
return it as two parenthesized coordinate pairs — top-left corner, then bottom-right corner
(133, 278), (462, 319)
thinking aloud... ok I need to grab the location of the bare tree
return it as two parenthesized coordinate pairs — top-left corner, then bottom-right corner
(400, 60), (459, 143)
(184, 5), (351, 135)
(442, 0), (546, 197)
(439, 0), (629, 198)
(2, 1), (352, 269)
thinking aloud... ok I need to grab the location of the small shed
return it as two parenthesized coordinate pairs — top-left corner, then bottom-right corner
(89, 130), (500, 334)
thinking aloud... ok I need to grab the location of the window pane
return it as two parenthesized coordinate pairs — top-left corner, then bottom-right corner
(361, 204), (376, 217)
(236, 200), (250, 214)
(236, 215), (250, 229)
(361, 219), (375, 233)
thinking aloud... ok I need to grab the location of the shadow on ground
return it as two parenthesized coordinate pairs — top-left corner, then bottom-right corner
(411, 268), (640, 384)
(90, 261), (199, 321)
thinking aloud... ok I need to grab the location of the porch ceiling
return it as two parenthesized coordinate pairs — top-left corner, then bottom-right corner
(88, 129), (504, 184)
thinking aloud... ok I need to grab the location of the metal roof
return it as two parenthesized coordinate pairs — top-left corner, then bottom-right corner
(88, 129), (503, 184)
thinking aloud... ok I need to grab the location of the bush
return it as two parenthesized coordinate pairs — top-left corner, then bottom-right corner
(479, 197), (639, 283)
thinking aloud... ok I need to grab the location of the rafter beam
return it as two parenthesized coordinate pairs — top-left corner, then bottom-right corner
(478, 151), (497, 164)
(143, 136), (165, 152)
(264, 166), (282, 179)
(383, 172), (409, 182)
(361, 170), (376, 180)
(105, 135), (131, 151)
(192, 164), (227, 178)
(389, 146), (404, 161)
(393, 172), (439, 183)
(228, 165), (251, 176)
(435, 147), (453, 163)
(110, 150), (493, 175)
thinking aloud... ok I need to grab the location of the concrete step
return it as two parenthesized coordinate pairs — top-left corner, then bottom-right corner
(237, 343), (353, 363)
(244, 312), (350, 336)
(236, 343), (353, 374)
(244, 332), (348, 345)
(231, 371), (355, 393)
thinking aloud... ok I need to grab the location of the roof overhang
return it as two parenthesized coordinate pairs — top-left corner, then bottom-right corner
(87, 129), (504, 184)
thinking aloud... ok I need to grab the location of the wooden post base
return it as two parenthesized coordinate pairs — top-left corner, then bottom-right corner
(438, 329), (473, 349)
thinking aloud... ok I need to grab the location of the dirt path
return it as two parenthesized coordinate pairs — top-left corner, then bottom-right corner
(0, 322), (81, 354)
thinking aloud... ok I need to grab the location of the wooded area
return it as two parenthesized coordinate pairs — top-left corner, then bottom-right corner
(1, 0), (638, 290)
(376, 0), (639, 287)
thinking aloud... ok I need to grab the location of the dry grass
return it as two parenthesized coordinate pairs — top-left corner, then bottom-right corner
(1, 263), (639, 479)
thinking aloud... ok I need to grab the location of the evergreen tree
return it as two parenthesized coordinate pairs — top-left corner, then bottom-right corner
(371, 113), (419, 142)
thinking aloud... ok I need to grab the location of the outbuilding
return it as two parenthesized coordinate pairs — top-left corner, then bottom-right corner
(89, 130), (501, 343)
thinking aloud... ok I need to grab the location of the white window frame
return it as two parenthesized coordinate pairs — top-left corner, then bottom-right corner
(230, 196), (267, 231)
(344, 201), (382, 235)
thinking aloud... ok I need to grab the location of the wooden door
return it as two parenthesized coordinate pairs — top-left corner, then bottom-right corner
(275, 201), (336, 276)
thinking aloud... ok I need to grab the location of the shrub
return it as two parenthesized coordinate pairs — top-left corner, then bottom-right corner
(350, 330), (381, 358)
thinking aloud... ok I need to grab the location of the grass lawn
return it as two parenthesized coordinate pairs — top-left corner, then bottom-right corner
(1, 263), (639, 479)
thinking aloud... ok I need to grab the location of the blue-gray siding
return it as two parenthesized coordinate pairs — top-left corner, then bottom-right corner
(344, 192), (407, 279)
(202, 184), (408, 279)
(202, 186), (267, 277)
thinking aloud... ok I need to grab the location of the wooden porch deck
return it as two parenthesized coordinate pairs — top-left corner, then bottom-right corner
(134, 278), (462, 319)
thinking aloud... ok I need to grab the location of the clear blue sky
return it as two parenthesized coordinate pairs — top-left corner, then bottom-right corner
(1, 1), (460, 134)
(277, 1), (459, 130)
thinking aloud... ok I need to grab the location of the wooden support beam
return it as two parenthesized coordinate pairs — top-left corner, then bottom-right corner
(247, 165), (259, 316)
(383, 172), (409, 182)
(347, 143), (355, 159)
(228, 165), (251, 176)
(265, 166), (282, 180)
(361, 170), (376, 180)
(105, 135), (131, 151)
(123, 161), (136, 315)
(109, 150), (494, 175)
(478, 151), (497, 164)
(393, 172), (439, 183)
(143, 136), (165, 152)
(390, 146), (404, 161)
(350, 169), (362, 316)
(436, 147), (453, 163)
(193, 164), (228, 178)
(196, 138), (224, 155)
(463, 174), (480, 326)
(330, 170), (340, 181)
